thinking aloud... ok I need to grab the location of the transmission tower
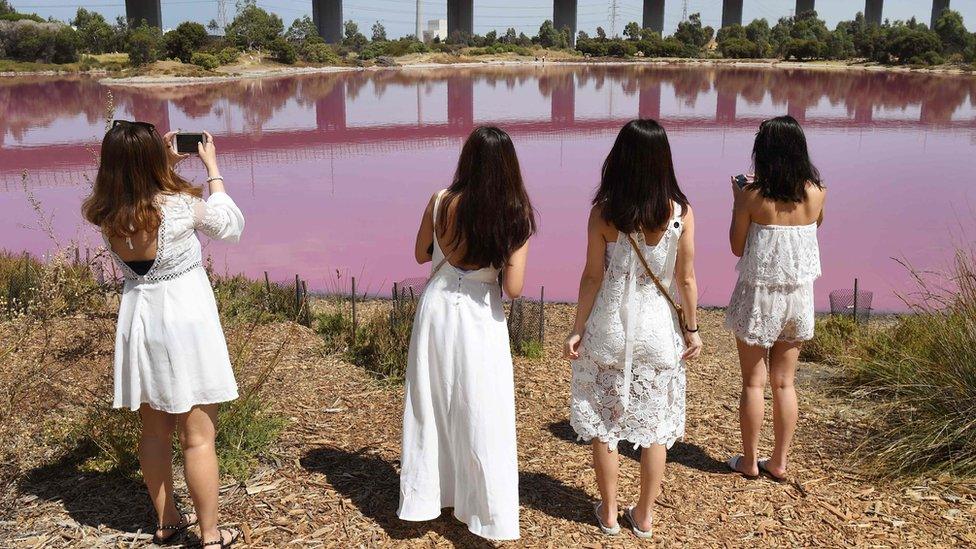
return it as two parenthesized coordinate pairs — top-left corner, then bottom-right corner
(608, 0), (619, 37)
(217, 0), (228, 29)
(681, 0), (688, 21)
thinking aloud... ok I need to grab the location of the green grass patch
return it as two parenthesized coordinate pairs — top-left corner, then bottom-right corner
(800, 314), (860, 364)
(517, 339), (544, 359)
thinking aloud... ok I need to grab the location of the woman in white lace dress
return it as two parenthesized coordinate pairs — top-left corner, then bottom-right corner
(564, 120), (702, 539)
(82, 122), (244, 548)
(725, 115), (826, 482)
(399, 127), (535, 541)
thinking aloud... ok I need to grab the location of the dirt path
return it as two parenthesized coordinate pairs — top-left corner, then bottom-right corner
(4, 308), (975, 547)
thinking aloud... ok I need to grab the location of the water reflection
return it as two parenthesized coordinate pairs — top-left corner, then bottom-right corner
(1, 66), (974, 310)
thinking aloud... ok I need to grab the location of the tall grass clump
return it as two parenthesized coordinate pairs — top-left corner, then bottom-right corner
(212, 272), (312, 327)
(345, 289), (417, 382)
(800, 314), (860, 364)
(841, 251), (976, 478)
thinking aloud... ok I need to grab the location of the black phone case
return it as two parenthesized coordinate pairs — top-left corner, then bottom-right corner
(175, 134), (204, 154)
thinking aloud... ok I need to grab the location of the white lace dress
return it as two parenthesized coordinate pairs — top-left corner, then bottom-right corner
(398, 191), (519, 541)
(570, 205), (687, 451)
(105, 191), (245, 414)
(725, 223), (821, 348)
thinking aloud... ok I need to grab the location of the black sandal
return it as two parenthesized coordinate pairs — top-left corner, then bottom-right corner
(200, 527), (240, 548)
(152, 511), (197, 545)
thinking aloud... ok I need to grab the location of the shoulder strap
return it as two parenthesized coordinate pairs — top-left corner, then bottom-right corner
(625, 232), (686, 330)
(428, 190), (450, 282)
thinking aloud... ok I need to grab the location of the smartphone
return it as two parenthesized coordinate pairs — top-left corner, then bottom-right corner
(174, 132), (205, 154)
(734, 174), (749, 188)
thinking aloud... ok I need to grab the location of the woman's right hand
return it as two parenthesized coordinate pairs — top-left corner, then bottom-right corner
(198, 131), (219, 174)
(564, 331), (583, 360)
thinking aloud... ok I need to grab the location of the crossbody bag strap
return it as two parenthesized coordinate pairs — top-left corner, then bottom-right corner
(625, 232), (686, 330)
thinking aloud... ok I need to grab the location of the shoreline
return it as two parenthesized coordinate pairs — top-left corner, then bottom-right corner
(2, 56), (973, 87)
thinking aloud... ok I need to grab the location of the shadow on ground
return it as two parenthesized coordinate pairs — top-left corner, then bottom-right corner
(547, 420), (728, 474)
(300, 446), (596, 546)
(18, 445), (154, 534)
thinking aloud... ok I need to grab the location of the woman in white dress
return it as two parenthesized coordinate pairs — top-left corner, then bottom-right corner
(564, 120), (702, 539)
(399, 126), (536, 541)
(82, 121), (244, 548)
(725, 115), (826, 481)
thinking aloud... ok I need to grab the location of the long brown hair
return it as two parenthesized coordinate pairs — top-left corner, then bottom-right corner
(438, 126), (536, 269)
(751, 115), (823, 203)
(594, 119), (689, 233)
(82, 121), (201, 238)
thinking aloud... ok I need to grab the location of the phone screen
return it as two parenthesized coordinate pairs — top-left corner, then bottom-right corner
(175, 133), (205, 154)
(734, 174), (748, 188)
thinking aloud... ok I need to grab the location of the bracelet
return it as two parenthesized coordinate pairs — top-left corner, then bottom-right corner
(207, 176), (224, 183)
(684, 326), (699, 333)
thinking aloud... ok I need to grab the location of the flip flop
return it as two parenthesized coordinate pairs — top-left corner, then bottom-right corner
(623, 506), (653, 540)
(758, 459), (787, 482)
(592, 501), (620, 535)
(726, 455), (759, 479)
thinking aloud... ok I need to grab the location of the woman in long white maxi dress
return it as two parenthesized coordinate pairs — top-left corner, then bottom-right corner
(83, 122), (243, 548)
(725, 115), (826, 482)
(399, 127), (536, 541)
(565, 120), (702, 539)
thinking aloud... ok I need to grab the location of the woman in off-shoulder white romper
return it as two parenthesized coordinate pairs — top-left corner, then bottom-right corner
(84, 123), (243, 548)
(725, 116), (826, 483)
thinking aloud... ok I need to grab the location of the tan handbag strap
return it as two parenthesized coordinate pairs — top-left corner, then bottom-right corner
(625, 232), (685, 329)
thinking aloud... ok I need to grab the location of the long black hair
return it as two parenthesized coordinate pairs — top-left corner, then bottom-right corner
(593, 119), (689, 233)
(751, 115), (822, 203)
(439, 126), (536, 269)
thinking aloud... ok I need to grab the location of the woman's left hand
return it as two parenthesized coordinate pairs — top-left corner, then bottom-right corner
(682, 331), (702, 360)
(162, 131), (189, 168)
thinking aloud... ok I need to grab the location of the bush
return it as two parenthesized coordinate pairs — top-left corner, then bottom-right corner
(299, 41), (339, 64)
(346, 293), (416, 382)
(190, 51), (219, 70)
(269, 36), (296, 64)
(214, 395), (287, 480)
(211, 273), (311, 327)
(799, 314), (859, 363)
(720, 37), (762, 58)
(165, 21), (209, 63)
(0, 21), (80, 64)
(0, 250), (107, 320)
(126, 21), (165, 66)
(215, 46), (240, 65)
(225, 0), (283, 51)
(887, 26), (942, 65)
(839, 251), (976, 477)
(315, 310), (352, 351)
(783, 37), (823, 60)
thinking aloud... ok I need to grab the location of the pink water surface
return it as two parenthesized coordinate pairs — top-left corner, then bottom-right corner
(1, 66), (974, 311)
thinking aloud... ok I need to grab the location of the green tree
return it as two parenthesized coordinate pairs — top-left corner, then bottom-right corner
(536, 19), (562, 48)
(371, 21), (387, 42)
(596, 26), (607, 40)
(342, 20), (367, 50)
(716, 24), (746, 43)
(673, 13), (714, 53)
(624, 21), (641, 41)
(720, 37), (761, 58)
(225, 0), (283, 50)
(164, 21), (208, 63)
(484, 30), (497, 45)
(887, 23), (943, 64)
(0, 0), (14, 15)
(826, 25), (856, 59)
(502, 27), (517, 44)
(933, 10), (972, 56)
(207, 19), (220, 33)
(126, 21), (165, 65)
(577, 30), (590, 42)
(285, 15), (319, 43)
(72, 8), (118, 53)
(745, 18), (772, 56)
(269, 36), (296, 63)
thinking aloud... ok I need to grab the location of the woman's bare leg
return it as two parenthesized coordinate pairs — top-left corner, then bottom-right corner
(766, 340), (801, 478)
(631, 444), (665, 531)
(138, 404), (186, 539)
(736, 339), (768, 477)
(177, 404), (224, 544)
(591, 440), (619, 528)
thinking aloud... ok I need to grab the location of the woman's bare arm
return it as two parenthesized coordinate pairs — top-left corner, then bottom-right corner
(414, 193), (438, 264)
(675, 206), (702, 359)
(502, 240), (530, 298)
(729, 179), (752, 257)
(564, 206), (607, 359)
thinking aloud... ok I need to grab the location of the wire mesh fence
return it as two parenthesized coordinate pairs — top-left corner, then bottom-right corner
(829, 281), (873, 322)
(508, 287), (546, 358)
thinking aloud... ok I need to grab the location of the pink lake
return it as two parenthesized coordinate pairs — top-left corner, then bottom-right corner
(1, 66), (974, 312)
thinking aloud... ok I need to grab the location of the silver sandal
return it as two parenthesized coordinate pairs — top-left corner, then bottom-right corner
(592, 501), (620, 535)
(624, 506), (653, 540)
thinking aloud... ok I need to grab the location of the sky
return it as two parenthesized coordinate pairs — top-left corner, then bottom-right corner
(10, 0), (976, 38)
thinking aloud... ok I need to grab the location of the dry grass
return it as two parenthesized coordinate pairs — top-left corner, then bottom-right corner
(3, 302), (975, 547)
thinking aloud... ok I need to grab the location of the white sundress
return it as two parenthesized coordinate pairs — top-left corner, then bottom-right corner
(398, 191), (520, 541)
(725, 222), (821, 348)
(570, 204), (687, 451)
(105, 191), (245, 414)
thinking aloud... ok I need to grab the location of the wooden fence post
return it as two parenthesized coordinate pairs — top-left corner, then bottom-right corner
(295, 274), (301, 317)
(853, 278), (859, 323)
(539, 286), (545, 347)
(351, 277), (357, 344)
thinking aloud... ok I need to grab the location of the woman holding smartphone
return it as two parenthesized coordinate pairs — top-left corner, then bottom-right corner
(82, 122), (244, 547)
(725, 115), (826, 481)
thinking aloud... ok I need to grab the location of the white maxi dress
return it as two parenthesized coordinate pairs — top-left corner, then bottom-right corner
(106, 191), (245, 414)
(398, 191), (520, 541)
(571, 204), (687, 450)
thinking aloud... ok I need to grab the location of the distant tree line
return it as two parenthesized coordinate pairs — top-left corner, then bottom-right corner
(0, 0), (973, 70)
